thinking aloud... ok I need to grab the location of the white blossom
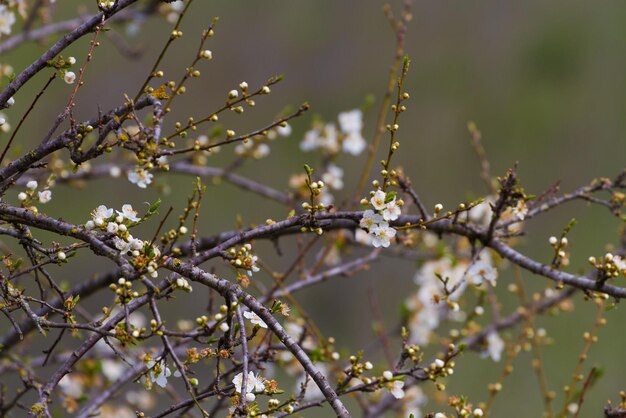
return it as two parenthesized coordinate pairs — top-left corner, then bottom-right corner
(26, 180), (38, 190)
(64, 71), (76, 84)
(338, 109), (363, 134)
(511, 199), (528, 221)
(113, 237), (131, 254)
(382, 198), (401, 221)
(342, 132), (366, 155)
(128, 168), (153, 188)
(388, 380), (405, 399)
(92, 205), (114, 224)
(300, 123), (339, 154)
(360, 210), (383, 230)
(243, 311), (268, 328)
(321, 164), (344, 190)
(466, 251), (498, 286)
(482, 331), (504, 362)
(58, 375), (82, 398)
(0, 6), (16, 36)
(232, 371), (265, 394)
(37, 190), (52, 203)
(370, 190), (387, 210)
(146, 360), (172, 388)
(277, 123), (292, 137)
(107, 222), (119, 234)
(370, 223), (396, 248)
(117, 204), (141, 223)
(354, 229), (373, 246)
(109, 166), (122, 178)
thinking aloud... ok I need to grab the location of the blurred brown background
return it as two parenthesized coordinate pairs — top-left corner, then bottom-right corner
(2, 0), (626, 416)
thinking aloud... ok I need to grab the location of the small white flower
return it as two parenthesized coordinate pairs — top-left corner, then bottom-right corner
(64, 71), (76, 84)
(435, 414), (447, 418)
(482, 331), (504, 362)
(354, 229), (373, 245)
(128, 167), (153, 188)
(512, 199), (528, 221)
(253, 143), (270, 159)
(232, 371), (265, 394)
(57, 251), (66, 261)
(38, 190), (52, 203)
(67, 56), (76, 65)
(107, 222), (119, 234)
(85, 220), (95, 230)
(109, 166), (121, 178)
(156, 155), (168, 167)
(17, 192), (27, 201)
(322, 164), (344, 190)
(92, 205), (114, 223)
(434, 358), (445, 368)
(243, 311), (268, 328)
(117, 204), (141, 223)
(338, 109), (363, 134)
(26, 180), (38, 190)
(0, 6), (16, 36)
(382, 370), (393, 380)
(342, 132), (366, 155)
(300, 127), (322, 151)
(129, 237), (144, 250)
(58, 375), (82, 398)
(359, 210), (383, 230)
(6, 97), (14, 107)
(200, 49), (212, 60)
(473, 408), (484, 417)
(113, 237), (131, 254)
(277, 123), (292, 137)
(370, 223), (396, 248)
(228, 89), (239, 99)
(382, 199), (401, 221)
(388, 380), (405, 399)
(146, 360), (172, 388)
(102, 359), (125, 382)
(370, 190), (387, 211)
(467, 251), (498, 286)
(219, 322), (229, 332)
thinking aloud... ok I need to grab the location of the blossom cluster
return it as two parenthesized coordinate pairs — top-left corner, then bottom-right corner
(85, 204), (161, 276)
(406, 247), (503, 360)
(359, 190), (400, 248)
(300, 109), (366, 156)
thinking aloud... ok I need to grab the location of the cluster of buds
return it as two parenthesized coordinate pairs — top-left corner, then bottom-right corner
(447, 396), (484, 417)
(17, 178), (53, 207)
(227, 244), (260, 284)
(300, 164), (327, 235)
(172, 276), (193, 292)
(109, 277), (140, 304)
(549, 235), (570, 267)
(589, 252), (626, 279)
(344, 353), (374, 381)
(403, 343), (423, 363)
(197, 303), (232, 333)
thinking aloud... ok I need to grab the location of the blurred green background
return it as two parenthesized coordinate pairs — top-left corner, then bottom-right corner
(2, 0), (626, 416)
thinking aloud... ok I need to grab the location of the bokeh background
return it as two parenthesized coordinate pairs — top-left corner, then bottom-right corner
(2, 0), (626, 416)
